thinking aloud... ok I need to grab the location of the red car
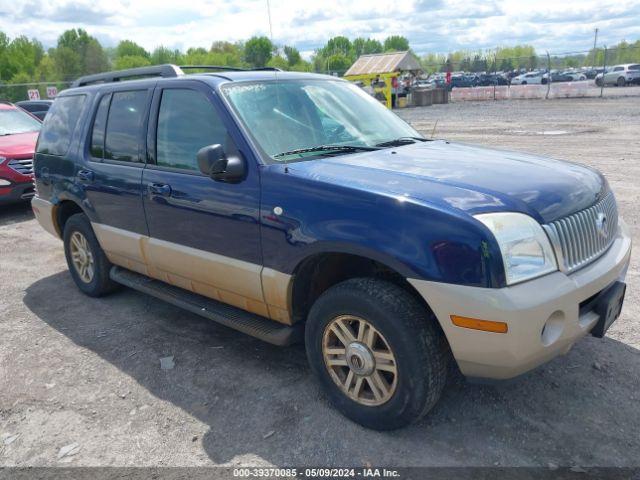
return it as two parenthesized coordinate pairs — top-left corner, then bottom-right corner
(0, 101), (41, 205)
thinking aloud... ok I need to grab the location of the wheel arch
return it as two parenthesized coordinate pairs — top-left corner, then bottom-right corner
(288, 250), (438, 327)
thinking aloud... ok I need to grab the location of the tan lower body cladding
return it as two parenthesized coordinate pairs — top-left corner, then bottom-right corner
(91, 223), (293, 324)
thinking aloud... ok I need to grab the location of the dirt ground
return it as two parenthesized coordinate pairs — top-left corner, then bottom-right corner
(1, 96), (638, 468)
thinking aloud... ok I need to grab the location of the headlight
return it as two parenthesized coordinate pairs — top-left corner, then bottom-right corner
(475, 212), (558, 285)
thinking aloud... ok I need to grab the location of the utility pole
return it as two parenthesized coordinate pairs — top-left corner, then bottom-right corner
(600, 46), (607, 98)
(545, 51), (551, 99)
(591, 28), (599, 67)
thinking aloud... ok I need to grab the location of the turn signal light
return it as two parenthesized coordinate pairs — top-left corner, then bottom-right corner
(450, 315), (508, 333)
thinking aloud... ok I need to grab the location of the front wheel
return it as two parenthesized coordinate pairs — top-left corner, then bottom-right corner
(305, 278), (449, 430)
(63, 213), (119, 297)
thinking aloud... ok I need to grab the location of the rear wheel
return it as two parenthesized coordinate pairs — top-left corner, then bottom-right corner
(305, 278), (449, 430)
(63, 213), (118, 297)
(617, 76), (626, 87)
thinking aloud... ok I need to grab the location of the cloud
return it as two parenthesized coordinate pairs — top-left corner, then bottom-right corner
(0, 0), (638, 56)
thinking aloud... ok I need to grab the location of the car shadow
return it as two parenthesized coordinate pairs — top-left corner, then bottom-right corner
(23, 271), (640, 466)
(0, 201), (33, 226)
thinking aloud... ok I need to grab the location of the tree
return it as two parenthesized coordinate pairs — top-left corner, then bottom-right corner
(383, 35), (409, 52)
(267, 55), (289, 70)
(283, 45), (301, 66)
(116, 40), (149, 59)
(150, 46), (183, 65)
(352, 37), (383, 57)
(52, 28), (108, 79)
(114, 55), (151, 70)
(244, 36), (273, 68)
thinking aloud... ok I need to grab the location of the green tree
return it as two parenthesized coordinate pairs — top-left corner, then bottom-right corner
(352, 37), (383, 57)
(283, 45), (301, 66)
(114, 55), (151, 69)
(267, 55), (289, 70)
(150, 46), (183, 64)
(383, 35), (409, 52)
(244, 36), (273, 67)
(116, 40), (149, 59)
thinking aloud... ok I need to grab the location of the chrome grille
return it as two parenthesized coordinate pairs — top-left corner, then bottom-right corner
(7, 158), (34, 175)
(543, 192), (618, 273)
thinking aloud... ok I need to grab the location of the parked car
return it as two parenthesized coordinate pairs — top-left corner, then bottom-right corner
(601, 64), (640, 86)
(477, 73), (509, 86)
(510, 71), (545, 85)
(0, 101), (41, 205)
(449, 74), (479, 89)
(541, 71), (574, 84)
(562, 70), (587, 81)
(32, 65), (631, 430)
(16, 100), (53, 121)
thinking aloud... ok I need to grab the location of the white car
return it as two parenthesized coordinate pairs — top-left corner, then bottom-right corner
(563, 70), (587, 81)
(510, 71), (545, 85)
(601, 64), (640, 86)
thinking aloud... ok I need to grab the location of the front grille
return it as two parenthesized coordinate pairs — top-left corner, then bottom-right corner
(7, 158), (34, 175)
(543, 192), (618, 273)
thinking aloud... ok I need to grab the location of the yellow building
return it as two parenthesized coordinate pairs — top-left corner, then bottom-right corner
(344, 51), (422, 108)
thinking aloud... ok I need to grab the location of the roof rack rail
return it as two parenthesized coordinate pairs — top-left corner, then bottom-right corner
(70, 64), (285, 88)
(179, 65), (247, 72)
(71, 64), (183, 88)
(180, 65), (282, 72)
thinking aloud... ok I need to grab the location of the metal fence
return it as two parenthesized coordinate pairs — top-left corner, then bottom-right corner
(1, 45), (639, 103)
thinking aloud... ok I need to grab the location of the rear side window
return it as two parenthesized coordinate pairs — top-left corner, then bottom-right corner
(156, 89), (229, 171)
(36, 95), (86, 156)
(90, 94), (111, 159)
(629, 64), (640, 71)
(104, 90), (147, 163)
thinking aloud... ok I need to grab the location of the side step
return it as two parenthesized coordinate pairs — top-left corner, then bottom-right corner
(109, 266), (303, 346)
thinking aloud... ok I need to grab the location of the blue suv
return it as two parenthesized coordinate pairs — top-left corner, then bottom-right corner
(32, 65), (631, 430)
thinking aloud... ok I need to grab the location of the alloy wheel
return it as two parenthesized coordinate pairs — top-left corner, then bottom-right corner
(322, 315), (398, 406)
(69, 231), (95, 283)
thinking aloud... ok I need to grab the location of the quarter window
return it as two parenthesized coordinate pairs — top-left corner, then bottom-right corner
(156, 89), (229, 171)
(36, 95), (86, 156)
(104, 90), (147, 163)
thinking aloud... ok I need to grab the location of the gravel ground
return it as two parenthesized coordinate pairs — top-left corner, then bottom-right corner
(1, 96), (639, 468)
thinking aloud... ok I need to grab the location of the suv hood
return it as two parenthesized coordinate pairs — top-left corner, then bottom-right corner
(0, 131), (39, 157)
(287, 140), (605, 223)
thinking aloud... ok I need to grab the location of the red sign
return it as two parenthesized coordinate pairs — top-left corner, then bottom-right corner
(46, 86), (58, 98)
(27, 89), (40, 100)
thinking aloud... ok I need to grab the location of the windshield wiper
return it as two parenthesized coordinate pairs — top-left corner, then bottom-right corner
(375, 136), (429, 147)
(273, 144), (381, 158)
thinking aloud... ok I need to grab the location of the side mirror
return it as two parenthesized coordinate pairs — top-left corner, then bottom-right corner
(196, 144), (246, 183)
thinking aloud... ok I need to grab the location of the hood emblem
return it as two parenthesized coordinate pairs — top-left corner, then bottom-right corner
(595, 212), (608, 238)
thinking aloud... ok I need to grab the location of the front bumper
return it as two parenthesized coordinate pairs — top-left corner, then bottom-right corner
(409, 220), (632, 379)
(0, 181), (35, 205)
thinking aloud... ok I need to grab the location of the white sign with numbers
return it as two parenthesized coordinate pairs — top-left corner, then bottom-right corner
(46, 86), (58, 98)
(27, 89), (40, 100)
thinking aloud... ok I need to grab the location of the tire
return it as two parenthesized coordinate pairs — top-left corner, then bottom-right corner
(63, 213), (118, 297)
(305, 278), (449, 430)
(617, 77), (626, 87)
(595, 78), (602, 87)
(521, 81), (527, 85)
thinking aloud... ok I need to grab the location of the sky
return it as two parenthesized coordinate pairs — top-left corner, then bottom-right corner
(0, 0), (639, 58)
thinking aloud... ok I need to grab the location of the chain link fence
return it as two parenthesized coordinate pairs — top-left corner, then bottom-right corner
(1, 46), (639, 104)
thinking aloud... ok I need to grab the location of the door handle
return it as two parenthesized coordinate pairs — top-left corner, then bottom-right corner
(148, 183), (172, 196)
(77, 169), (94, 182)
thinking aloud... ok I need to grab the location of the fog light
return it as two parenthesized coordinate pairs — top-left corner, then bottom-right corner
(0, 179), (10, 186)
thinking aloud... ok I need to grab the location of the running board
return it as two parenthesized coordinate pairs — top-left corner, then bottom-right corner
(109, 266), (303, 346)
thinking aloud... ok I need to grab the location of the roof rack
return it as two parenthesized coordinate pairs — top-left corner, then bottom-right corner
(71, 64), (284, 88)
(71, 64), (183, 88)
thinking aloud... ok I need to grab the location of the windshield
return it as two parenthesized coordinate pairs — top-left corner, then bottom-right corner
(0, 107), (41, 136)
(223, 79), (421, 162)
